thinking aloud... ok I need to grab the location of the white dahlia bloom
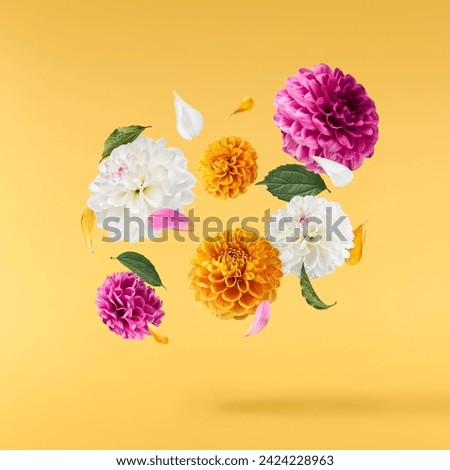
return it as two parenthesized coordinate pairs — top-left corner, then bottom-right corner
(268, 195), (354, 279)
(88, 136), (195, 242)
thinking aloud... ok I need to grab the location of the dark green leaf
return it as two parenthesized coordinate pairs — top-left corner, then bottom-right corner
(115, 251), (164, 287)
(101, 125), (151, 161)
(300, 264), (336, 310)
(256, 164), (328, 201)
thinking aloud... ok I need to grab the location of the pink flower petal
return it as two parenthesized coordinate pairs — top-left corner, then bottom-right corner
(148, 208), (195, 232)
(245, 300), (271, 337)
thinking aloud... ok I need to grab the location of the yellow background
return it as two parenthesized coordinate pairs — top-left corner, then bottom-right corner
(1, 0), (450, 450)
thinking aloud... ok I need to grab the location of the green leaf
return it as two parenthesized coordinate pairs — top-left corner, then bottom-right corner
(115, 251), (164, 287)
(300, 264), (336, 310)
(101, 125), (151, 161)
(256, 164), (328, 201)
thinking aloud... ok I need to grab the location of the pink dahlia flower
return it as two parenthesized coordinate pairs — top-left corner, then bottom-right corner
(274, 63), (379, 171)
(96, 272), (164, 340)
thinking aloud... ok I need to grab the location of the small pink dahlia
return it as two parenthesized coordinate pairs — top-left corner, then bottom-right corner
(96, 272), (164, 340)
(274, 63), (379, 172)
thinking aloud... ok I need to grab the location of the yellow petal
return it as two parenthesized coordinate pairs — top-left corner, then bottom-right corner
(346, 222), (367, 266)
(231, 96), (255, 115)
(148, 326), (169, 344)
(221, 285), (241, 302)
(81, 208), (95, 254)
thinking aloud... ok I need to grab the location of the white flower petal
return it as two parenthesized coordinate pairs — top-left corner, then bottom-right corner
(173, 91), (203, 140)
(313, 156), (354, 187)
(143, 185), (164, 207)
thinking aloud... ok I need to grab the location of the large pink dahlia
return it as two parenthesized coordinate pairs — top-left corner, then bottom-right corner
(274, 63), (379, 171)
(96, 272), (164, 340)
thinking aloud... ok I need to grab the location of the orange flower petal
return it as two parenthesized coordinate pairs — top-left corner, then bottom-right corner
(214, 296), (234, 311)
(210, 280), (227, 294)
(148, 326), (169, 344)
(195, 266), (209, 277)
(248, 281), (266, 298)
(231, 303), (249, 316)
(238, 292), (259, 309)
(231, 96), (255, 115)
(225, 276), (237, 288)
(200, 287), (218, 301)
(195, 278), (210, 288)
(81, 208), (95, 254)
(208, 271), (223, 283)
(237, 278), (249, 293)
(221, 286), (241, 302)
(219, 309), (240, 320)
(346, 222), (367, 265)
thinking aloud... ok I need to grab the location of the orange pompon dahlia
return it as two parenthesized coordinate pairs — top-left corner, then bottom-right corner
(189, 228), (283, 320)
(198, 136), (258, 199)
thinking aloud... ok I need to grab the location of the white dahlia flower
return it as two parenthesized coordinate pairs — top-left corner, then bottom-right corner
(268, 195), (354, 279)
(88, 136), (195, 242)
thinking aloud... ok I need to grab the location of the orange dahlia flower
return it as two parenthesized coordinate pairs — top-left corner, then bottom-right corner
(198, 136), (258, 198)
(189, 228), (283, 320)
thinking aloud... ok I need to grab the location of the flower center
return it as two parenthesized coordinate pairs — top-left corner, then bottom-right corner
(134, 182), (148, 194)
(305, 221), (320, 238)
(218, 247), (248, 277)
(297, 215), (321, 242)
(212, 154), (230, 174)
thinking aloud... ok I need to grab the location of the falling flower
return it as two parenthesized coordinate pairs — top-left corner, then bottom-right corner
(88, 137), (196, 242)
(312, 156), (354, 187)
(96, 272), (165, 340)
(245, 300), (271, 336)
(190, 228), (282, 319)
(269, 195), (354, 279)
(173, 91), (203, 140)
(199, 136), (258, 199)
(231, 96), (255, 115)
(274, 63), (379, 171)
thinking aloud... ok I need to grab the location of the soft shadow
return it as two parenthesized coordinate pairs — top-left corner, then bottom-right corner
(216, 393), (384, 416)
(214, 393), (450, 417)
